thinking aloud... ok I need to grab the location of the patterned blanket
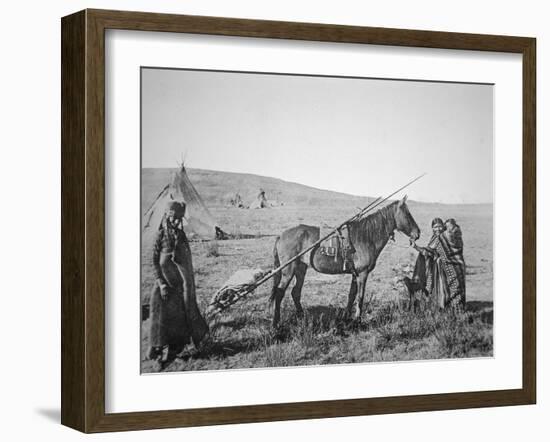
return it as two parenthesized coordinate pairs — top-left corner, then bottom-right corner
(414, 226), (466, 310)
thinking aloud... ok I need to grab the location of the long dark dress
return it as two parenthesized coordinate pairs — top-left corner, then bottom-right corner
(413, 227), (466, 310)
(148, 220), (209, 355)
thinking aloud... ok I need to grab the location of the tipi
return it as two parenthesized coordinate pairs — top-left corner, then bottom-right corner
(143, 164), (225, 242)
(250, 188), (269, 209)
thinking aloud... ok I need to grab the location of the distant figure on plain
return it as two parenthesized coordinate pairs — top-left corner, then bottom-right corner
(251, 188), (269, 209)
(146, 201), (209, 367)
(406, 217), (466, 311)
(230, 192), (245, 208)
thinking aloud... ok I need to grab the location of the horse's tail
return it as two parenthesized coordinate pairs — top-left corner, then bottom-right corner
(269, 236), (281, 304)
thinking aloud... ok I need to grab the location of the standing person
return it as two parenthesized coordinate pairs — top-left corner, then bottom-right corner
(442, 218), (466, 307)
(147, 201), (209, 366)
(408, 217), (466, 311)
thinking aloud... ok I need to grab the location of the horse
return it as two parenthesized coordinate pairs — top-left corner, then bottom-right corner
(269, 196), (420, 326)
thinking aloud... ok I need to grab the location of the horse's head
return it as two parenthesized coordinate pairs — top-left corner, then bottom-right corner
(394, 195), (420, 241)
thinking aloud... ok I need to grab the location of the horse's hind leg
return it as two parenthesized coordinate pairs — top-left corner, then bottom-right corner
(291, 262), (307, 319)
(272, 266), (294, 327)
(345, 275), (358, 319)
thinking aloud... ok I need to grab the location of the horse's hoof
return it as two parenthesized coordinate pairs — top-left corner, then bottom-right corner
(270, 324), (286, 341)
(343, 314), (355, 324)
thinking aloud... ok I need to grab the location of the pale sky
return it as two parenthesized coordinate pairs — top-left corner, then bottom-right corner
(141, 68), (493, 204)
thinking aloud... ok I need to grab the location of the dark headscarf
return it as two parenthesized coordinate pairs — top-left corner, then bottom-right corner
(166, 200), (186, 219)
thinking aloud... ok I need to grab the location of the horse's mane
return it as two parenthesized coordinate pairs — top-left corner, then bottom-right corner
(350, 201), (398, 244)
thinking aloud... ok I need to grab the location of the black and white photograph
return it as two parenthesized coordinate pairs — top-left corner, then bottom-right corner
(1, 0), (545, 438)
(140, 67), (494, 374)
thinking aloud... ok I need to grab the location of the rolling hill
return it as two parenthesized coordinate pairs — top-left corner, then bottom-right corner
(141, 167), (376, 211)
(142, 167), (491, 215)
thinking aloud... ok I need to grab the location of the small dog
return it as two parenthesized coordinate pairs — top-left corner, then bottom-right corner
(402, 276), (429, 312)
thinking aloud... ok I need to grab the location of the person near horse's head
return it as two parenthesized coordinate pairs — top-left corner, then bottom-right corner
(146, 200), (209, 370)
(431, 217), (445, 235)
(410, 216), (466, 311)
(412, 217), (444, 258)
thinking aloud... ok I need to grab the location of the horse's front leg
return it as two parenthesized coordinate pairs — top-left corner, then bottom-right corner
(352, 271), (369, 321)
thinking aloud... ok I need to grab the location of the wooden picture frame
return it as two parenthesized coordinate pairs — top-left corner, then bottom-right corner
(61, 9), (536, 433)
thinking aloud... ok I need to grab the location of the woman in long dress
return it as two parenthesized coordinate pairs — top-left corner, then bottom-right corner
(409, 217), (466, 311)
(147, 201), (209, 365)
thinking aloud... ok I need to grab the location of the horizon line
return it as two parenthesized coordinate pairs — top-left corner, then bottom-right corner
(141, 165), (493, 206)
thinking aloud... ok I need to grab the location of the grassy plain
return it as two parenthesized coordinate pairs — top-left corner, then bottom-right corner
(141, 168), (493, 373)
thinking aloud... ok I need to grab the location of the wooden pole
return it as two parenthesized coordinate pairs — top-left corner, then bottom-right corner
(210, 173), (426, 314)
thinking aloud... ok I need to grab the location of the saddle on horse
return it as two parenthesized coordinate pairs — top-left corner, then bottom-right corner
(310, 224), (356, 274)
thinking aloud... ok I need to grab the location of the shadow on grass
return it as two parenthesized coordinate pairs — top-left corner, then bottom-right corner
(211, 314), (271, 332)
(165, 299), (494, 368)
(197, 338), (255, 359)
(466, 300), (493, 311)
(195, 313), (274, 360)
(466, 300), (493, 325)
(305, 304), (346, 323)
(266, 304), (352, 341)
